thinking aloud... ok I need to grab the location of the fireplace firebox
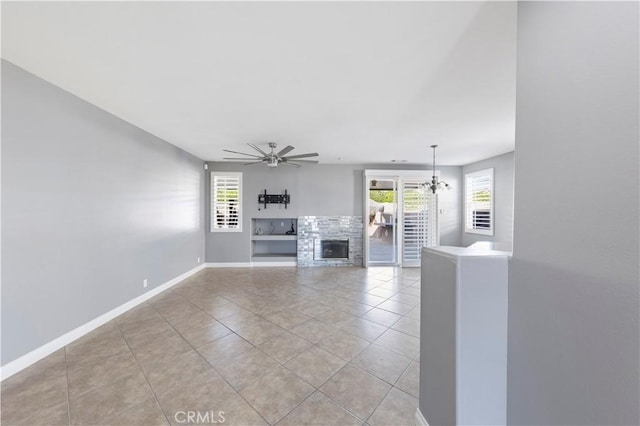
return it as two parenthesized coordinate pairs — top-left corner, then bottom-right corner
(315, 239), (349, 260)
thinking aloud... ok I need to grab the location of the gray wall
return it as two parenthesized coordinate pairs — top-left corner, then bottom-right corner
(205, 162), (461, 262)
(432, 167), (462, 248)
(508, 3), (639, 425)
(1, 61), (206, 365)
(462, 151), (514, 248)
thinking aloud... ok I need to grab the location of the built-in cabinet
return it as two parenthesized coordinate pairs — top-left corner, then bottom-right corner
(251, 218), (298, 262)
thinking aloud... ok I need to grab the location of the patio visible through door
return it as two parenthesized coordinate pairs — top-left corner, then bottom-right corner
(365, 171), (437, 267)
(367, 178), (398, 264)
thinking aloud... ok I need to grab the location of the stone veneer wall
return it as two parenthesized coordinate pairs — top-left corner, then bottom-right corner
(297, 216), (363, 267)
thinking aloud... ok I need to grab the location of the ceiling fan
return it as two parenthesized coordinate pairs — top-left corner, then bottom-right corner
(223, 142), (319, 168)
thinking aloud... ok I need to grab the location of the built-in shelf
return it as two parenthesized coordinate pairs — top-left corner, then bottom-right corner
(251, 218), (298, 263)
(252, 253), (297, 258)
(251, 235), (297, 241)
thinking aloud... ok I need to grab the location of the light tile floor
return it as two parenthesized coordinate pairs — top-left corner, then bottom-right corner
(1, 267), (421, 426)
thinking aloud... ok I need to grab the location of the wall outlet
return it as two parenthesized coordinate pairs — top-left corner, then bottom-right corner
(143, 279), (148, 288)
(197, 257), (201, 263)
(281, 221), (285, 227)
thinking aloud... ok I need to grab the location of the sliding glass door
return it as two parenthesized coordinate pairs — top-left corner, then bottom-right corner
(364, 171), (438, 267)
(367, 178), (398, 265)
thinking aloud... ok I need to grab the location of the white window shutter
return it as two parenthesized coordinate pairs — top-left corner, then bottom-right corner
(211, 172), (242, 232)
(402, 179), (437, 263)
(465, 168), (494, 236)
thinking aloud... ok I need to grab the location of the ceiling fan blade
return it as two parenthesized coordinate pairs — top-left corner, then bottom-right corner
(223, 149), (262, 158)
(286, 159), (318, 164)
(248, 143), (270, 157)
(243, 161), (265, 165)
(280, 161), (301, 168)
(277, 145), (295, 157)
(223, 157), (265, 160)
(282, 152), (319, 160)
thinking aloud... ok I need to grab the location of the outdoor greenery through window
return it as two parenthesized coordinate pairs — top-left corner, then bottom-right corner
(369, 190), (395, 203)
(211, 172), (242, 232)
(465, 168), (494, 235)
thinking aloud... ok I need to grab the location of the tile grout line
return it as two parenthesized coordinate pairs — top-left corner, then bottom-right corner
(359, 278), (421, 422)
(116, 319), (173, 426)
(63, 347), (72, 426)
(185, 289), (373, 425)
(302, 321), (418, 424)
(216, 332), (325, 425)
(313, 362), (384, 424)
(154, 300), (274, 426)
(278, 299), (400, 422)
(10, 267), (420, 426)
(267, 339), (375, 425)
(61, 330), (143, 396)
(65, 320), (165, 423)
(364, 364), (402, 423)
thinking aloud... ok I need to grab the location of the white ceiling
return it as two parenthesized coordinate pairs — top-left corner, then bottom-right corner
(2, 1), (517, 166)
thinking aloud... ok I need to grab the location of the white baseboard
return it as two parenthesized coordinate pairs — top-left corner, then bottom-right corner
(415, 408), (429, 426)
(251, 261), (297, 267)
(205, 262), (297, 267)
(205, 262), (252, 268)
(0, 263), (205, 381)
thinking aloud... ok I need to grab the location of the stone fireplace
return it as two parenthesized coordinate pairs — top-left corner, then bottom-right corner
(297, 216), (363, 267)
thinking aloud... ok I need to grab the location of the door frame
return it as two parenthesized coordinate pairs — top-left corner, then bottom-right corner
(363, 170), (440, 268)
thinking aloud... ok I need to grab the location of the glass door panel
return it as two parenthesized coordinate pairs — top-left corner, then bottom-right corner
(367, 178), (398, 265)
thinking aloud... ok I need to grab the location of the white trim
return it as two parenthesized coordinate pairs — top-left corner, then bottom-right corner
(251, 261), (297, 267)
(205, 262), (252, 268)
(364, 169), (437, 178)
(435, 194), (441, 246)
(363, 171), (369, 267)
(415, 408), (429, 426)
(205, 262), (297, 268)
(0, 264), (205, 381)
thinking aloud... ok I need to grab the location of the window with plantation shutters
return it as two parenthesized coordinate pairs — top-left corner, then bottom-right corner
(465, 168), (494, 235)
(211, 172), (242, 232)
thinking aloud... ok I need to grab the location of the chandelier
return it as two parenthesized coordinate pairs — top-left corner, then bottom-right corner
(425, 144), (450, 194)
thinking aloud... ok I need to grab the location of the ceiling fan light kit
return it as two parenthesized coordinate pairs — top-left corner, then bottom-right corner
(223, 142), (319, 168)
